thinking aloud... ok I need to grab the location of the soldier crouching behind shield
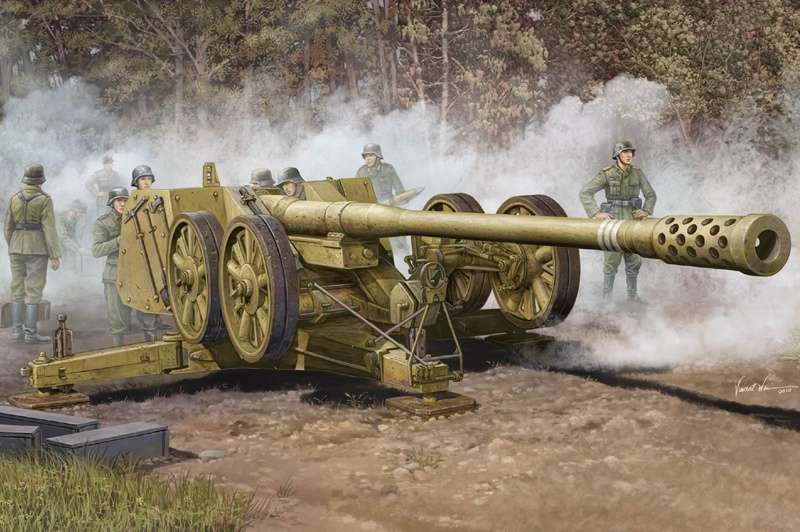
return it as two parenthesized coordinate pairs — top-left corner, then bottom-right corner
(579, 140), (657, 302)
(3, 164), (61, 343)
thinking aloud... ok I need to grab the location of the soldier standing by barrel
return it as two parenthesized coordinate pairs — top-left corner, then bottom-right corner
(355, 143), (405, 203)
(579, 140), (657, 301)
(3, 164), (61, 343)
(86, 155), (124, 215)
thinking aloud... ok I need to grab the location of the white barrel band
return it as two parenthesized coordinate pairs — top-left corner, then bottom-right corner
(597, 219), (623, 251)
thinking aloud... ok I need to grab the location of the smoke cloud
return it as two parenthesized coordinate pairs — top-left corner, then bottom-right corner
(0, 75), (797, 368)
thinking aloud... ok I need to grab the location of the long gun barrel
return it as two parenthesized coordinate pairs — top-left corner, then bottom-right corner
(260, 196), (790, 276)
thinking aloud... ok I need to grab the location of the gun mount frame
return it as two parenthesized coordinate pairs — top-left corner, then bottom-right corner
(10, 163), (791, 415)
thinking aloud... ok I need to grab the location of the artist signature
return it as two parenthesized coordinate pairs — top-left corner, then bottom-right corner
(735, 374), (800, 398)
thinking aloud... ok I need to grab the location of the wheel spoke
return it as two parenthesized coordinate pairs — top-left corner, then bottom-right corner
(540, 270), (554, 288)
(257, 273), (268, 289)
(226, 261), (243, 282)
(231, 240), (244, 266)
(251, 316), (260, 345)
(237, 312), (251, 341)
(532, 278), (549, 314)
(256, 308), (269, 336)
(181, 299), (193, 328)
(244, 231), (254, 263)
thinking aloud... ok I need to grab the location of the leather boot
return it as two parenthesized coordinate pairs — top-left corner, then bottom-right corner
(626, 274), (644, 303)
(602, 274), (615, 299)
(112, 334), (126, 346)
(11, 302), (25, 342)
(23, 304), (50, 344)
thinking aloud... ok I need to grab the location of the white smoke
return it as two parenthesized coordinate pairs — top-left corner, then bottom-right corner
(0, 75), (797, 368)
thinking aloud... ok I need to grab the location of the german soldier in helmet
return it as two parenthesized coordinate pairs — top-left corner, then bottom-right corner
(128, 164), (161, 334)
(86, 154), (124, 211)
(3, 164), (61, 343)
(250, 168), (274, 187)
(131, 164), (155, 190)
(579, 140), (657, 301)
(92, 187), (157, 345)
(276, 167), (306, 199)
(355, 143), (405, 203)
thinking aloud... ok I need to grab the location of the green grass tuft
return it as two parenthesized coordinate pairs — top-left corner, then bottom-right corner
(0, 453), (269, 531)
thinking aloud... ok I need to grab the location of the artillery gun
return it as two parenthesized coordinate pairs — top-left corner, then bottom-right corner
(11, 163), (791, 415)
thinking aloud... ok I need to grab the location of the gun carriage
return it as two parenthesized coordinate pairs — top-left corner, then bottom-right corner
(12, 163), (791, 414)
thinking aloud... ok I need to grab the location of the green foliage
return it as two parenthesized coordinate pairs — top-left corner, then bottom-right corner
(0, 453), (268, 531)
(1, 0), (800, 145)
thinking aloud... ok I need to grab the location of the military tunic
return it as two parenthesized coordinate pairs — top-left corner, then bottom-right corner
(86, 168), (124, 209)
(3, 185), (61, 304)
(579, 164), (657, 276)
(91, 209), (157, 337)
(356, 162), (405, 202)
(92, 210), (129, 335)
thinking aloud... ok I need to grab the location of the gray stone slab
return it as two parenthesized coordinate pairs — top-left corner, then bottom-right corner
(0, 424), (41, 453)
(45, 422), (169, 462)
(0, 405), (98, 439)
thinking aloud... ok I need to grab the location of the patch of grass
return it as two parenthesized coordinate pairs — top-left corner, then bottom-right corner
(404, 447), (443, 469)
(0, 453), (269, 531)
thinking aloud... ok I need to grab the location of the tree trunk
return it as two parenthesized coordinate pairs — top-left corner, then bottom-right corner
(302, 39), (311, 107)
(387, 0), (398, 105)
(372, 0), (390, 110)
(343, 49), (359, 97)
(439, 0), (450, 154)
(174, 30), (185, 131)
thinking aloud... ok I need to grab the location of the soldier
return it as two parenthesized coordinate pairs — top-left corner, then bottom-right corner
(355, 143), (405, 203)
(129, 165), (161, 335)
(579, 140), (657, 301)
(250, 168), (274, 187)
(57, 199), (89, 273)
(276, 167), (306, 199)
(131, 164), (155, 190)
(92, 187), (157, 345)
(3, 164), (61, 343)
(86, 155), (124, 212)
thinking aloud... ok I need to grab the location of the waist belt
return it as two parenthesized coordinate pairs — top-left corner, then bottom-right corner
(14, 223), (43, 231)
(607, 199), (636, 206)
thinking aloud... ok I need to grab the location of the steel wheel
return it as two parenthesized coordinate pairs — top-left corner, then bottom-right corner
(167, 212), (226, 344)
(411, 193), (492, 313)
(219, 214), (299, 363)
(492, 195), (580, 328)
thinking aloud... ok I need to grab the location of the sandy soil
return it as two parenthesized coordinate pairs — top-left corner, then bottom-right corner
(2, 300), (800, 531)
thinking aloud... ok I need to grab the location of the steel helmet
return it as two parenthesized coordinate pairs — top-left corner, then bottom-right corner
(131, 164), (156, 187)
(106, 186), (130, 206)
(250, 168), (274, 186)
(361, 143), (383, 159)
(22, 163), (46, 185)
(612, 140), (636, 160)
(275, 167), (305, 186)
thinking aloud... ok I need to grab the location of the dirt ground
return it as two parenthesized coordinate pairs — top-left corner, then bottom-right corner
(2, 298), (800, 532)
